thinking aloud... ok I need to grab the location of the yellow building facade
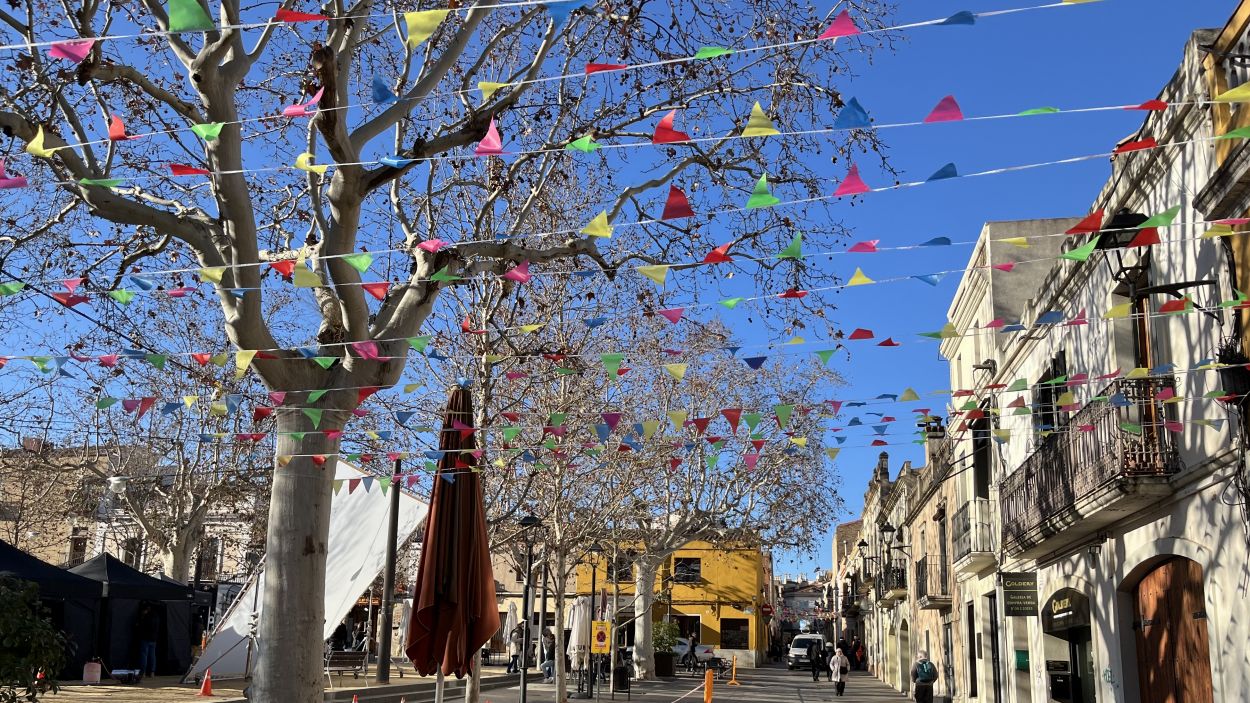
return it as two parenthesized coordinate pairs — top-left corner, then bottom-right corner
(575, 540), (773, 667)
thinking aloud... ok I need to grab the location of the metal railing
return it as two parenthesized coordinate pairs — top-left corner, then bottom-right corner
(915, 556), (950, 600)
(952, 498), (995, 561)
(1001, 377), (1181, 550)
(875, 561), (908, 599)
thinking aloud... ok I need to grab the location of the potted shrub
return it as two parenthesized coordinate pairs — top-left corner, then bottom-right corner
(653, 620), (680, 677)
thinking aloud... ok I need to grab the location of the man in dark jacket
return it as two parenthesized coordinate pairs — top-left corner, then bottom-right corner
(807, 640), (824, 682)
(910, 650), (938, 703)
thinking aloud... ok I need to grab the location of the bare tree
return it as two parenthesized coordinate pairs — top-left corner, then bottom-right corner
(0, 0), (890, 697)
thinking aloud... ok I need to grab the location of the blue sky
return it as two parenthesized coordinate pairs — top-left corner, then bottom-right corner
(777, 0), (1234, 578)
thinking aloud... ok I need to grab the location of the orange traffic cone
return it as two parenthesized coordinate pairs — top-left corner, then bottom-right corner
(198, 669), (213, 697)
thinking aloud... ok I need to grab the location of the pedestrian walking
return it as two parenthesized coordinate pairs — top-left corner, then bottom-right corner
(506, 627), (522, 673)
(911, 650), (938, 703)
(853, 639), (866, 671)
(806, 640), (824, 682)
(829, 647), (851, 696)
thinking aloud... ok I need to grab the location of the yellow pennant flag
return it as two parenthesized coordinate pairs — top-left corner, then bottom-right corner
(641, 420), (661, 440)
(182, 396), (198, 408)
(293, 264), (322, 288)
(847, 267), (874, 286)
(741, 102), (780, 137)
(403, 383), (422, 393)
(276, 455), (293, 467)
(1125, 367), (1149, 379)
(1202, 223), (1234, 239)
(993, 429), (1012, 443)
(1056, 391), (1075, 406)
(789, 436), (808, 448)
(784, 336), (805, 345)
(667, 410), (688, 429)
(200, 267), (226, 284)
(1103, 302), (1131, 319)
(899, 387), (920, 402)
(581, 211), (613, 238)
(1000, 236), (1029, 248)
(295, 152), (328, 175)
(210, 402), (228, 417)
(519, 323), (544, 333)
(210, 352), (229, 367)
(404, 9), (451, 48)
(26, 126), (60, 158)
(1215, 82), (1250, 102)
(664, 363), (688, 381)
(235, 350), (257, 379)
(824, 448), (840, 461)
(637, 265), (670, 285)
(478, 81), (508, 101)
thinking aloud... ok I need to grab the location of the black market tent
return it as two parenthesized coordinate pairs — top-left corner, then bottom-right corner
(0, 539), (101, 679)
(70, 553), (194, 675)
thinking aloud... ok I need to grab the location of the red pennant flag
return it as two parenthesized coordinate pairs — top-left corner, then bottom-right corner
(168, 164), (211, 176)
(543, 353), (566, 362)
(722, 408), (742, 434)
(1128, 100), (1168, 111)
(703, 243), (733, 264)
(361, 282), (390, 300)
(1066, 210), (1105, 235)
(657, 308), (684, 324)
(501, 412), (520, 422)
(877, 338), (900, 347)
(661, 185), (695, 220)
(52, 292), (89, 307)
(778, 288), (808, 299)
(108, 114), (139, 141)
(751, 438), (766, 451)
(461, 315), (487, 334)
(652, 110), (690, 144)
(136, 397), (155, 420)
(669, 457), (683, 470)
(1159, 298), (1191, 314)
(690, 417), (711, 435)
(1114, 137), (1157, 154)
(324, 430), (343, 441)
(586, 63), (628, 74)
(1127, 227), (1160, 247)
(819, 9), (860, 39)
(871, 439), (888, 446)
(848, 328), (874, 340)
(193, 353), (213, 366)
(253, 406), (274, 422)
(848, 240), (879, 253)
(991, 262), (1015, 273)
(357, 386), (381, 404)
(275, 8), (330, 21)
(269, 259), (296, 277)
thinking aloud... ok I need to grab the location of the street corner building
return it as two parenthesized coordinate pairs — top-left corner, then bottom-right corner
(837, 7), (1250, 703)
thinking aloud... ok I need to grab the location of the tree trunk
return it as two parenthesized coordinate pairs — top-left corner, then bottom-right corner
(553, 554), (568, 703)
(253, 408), (343, 703)
(158, 537), (198, 583)
(465, 651), (481, 703)
(632, 559), (659, 680)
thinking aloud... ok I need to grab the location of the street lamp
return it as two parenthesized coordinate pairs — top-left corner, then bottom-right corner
(518, 515), (541, 703)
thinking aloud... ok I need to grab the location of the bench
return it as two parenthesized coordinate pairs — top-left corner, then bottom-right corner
(324, 650), (369, 688)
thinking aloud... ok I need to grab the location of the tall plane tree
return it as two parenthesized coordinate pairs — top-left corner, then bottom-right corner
(0, 0), (889, 698)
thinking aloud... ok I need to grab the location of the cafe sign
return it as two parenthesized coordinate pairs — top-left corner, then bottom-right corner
(1001, 572), (1038, 617)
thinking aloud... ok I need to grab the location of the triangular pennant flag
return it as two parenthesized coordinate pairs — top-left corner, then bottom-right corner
(719, 297), (745, 309)
(927, 163), (958, 181)
(404, 10), (450, 48)
(694, 46), (734, 59)
(924, 95), (964, 123)
(819, 9), (860, 39)
(191, 122), (224, 141)
(303, 408), (323, 428)
(833, 163), (871, 197)
(167, 0), (215, 33)
(362, 282), (390, 300)
(1139, 205), (1181, 228)
(282, 87), (324, 118)
(664, 364), (688, 381)
(581, 211), (613, 238)
(816, 350), (835, 366)
(833, 97), (870, 129)
(108, 115), (139, 142)
(601, 353), (623, 377)
(657, 308), (684, 324)
(637, 265), (670, 285)
(847, 267), (874, 286)
(704, 243), (734, 264)
(777, 233), (803, 259)
(746, 174), (780, 209)
(652, 110), (690, 144)
(235, 350), (257, 379)
(1061, 236), (1100, 262)
(938, 10), (976, 25)
(661, 185), (694, 219)
(0, 160), (28, 189)
(503, 261), (532, 283)
(566, 134), (599, 153)
(774, 404), (794, 429)
(1215, 82), (1250, 103)
(26, 126), (59, 159)
(478, 81), (508, 101)
(343, 253), (373, 273)
(295, 152), (328, 176)
(667, 411), (688, 429)
(293, 265), (322, 287)
(474, 119), (506, 156)
(741, 102), (779, 137)
(49, 39), (96, 63)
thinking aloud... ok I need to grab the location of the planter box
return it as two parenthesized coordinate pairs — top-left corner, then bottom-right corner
(654, 652), (676, 677)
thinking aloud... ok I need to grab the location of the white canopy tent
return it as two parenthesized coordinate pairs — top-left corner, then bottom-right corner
(566, 595), (592, 672)
(189, 462), (428, 679)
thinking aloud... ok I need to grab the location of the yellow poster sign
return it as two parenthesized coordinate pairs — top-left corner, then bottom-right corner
(591, 621), (610, 654)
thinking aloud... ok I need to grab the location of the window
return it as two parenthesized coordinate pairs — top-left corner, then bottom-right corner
(967, 601), (978, 697)
(1033, 351), (1069, 438)
(943, 622), (956, 697)
(196, 537), (221, 581)
(674, 615), (701, 641)
(972, 413), (992, 500)
(673, 557), (702, 583)
(721, 618), (749, 649)
(67, 527), (88, 566)
(607, 552), (634, 583)
(123, 537), (143, 569)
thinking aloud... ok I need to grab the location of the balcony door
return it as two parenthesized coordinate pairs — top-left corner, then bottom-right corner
(1133, 557), (1214, 703)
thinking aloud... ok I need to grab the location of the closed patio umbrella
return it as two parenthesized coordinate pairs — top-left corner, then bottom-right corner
(566, 595), (591, 670)
(405, 387), (500, 679)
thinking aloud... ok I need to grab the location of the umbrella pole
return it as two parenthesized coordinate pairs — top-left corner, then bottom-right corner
(435, 670), (445, 703)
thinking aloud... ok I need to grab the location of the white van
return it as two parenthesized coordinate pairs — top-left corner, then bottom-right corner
(786, 634), (827, 670)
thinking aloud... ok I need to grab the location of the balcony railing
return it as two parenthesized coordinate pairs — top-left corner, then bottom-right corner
(1001, 376), (1181, 555)
(952, 498), (995, 563)
(875, 561), (907, 603)
(915, 556), (950, 603)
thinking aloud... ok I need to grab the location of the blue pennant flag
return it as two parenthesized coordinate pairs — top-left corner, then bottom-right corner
(743, 356), (768, 370)
(423, 450), (445, 461)
(583, 317), (608, 328)
(161, 402), (182, 415)
(128, 275), (157, 291)
(920, 237), (952, 247)
(297, 347), (318, 359)
(380, 155), (415, 168)
(395, 411), (415, 426)
(939, 10), (976, 26)
(833, 98), (871, 130)
(927, 163), (958, 181)
(1035, 311), (1064, 325)
(594, 424), (612, 443)
(546, 0), (586, 29)
(913, 274), (945, 286)
(372, 76), (397, 105)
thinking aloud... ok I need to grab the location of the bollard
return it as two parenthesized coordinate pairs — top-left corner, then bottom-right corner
(725, 656), (741, 686)
(703, 668), (714, 703)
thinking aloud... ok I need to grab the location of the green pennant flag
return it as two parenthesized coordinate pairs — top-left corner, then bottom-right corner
(543, 439), (558, 450)
(167, 0), (216, 32)
(502, 427), (522, 442)
(332, 480), (345, 494)
(96, 397), (119, 409)
(343, 253), (373, 273)
(79, 178), (124, 188)
(719, 297), (745, 309)
(774, 404), (794, 429)
(379, 477), (391, 494)
(303, 408), (323, 428)
(191, 122), (225, 141)
(710, 439), (726, 451)
(694, 46), (733, 59)
(1013, 406), (1032, 415)
(146, 354), (167, 369)
(0, 282), (25, 296)
(408, 335), (431, 352)
(1217, 125), (1250, 140)
(815, 350), (835, 366)
(743, 413), (762, 431)
(777, 233), (803, 260)
(1006, 378), (1029, 392)
(1119, 421), (1142, 436)
(549, 413), (566, 427)
(555, 367), (576, 375)
(706, 454), (720, 470)
(959, 399), (978, 411)
(313, 357), (336, 369)
(1138, 205), (1180, 229)
(430, 266), (459, 283)
(1220, 290), (1248, 308)
(308, 389), (328, 402)
(1042, 375), (1067, 385)
(601, 353), (624, 377)
(1061, 236), (1099, 262)
(566, 134), (599, 153)
(745, 174), (780, 209)
(1018, 106), (1060, 116)
(108, 289), (136, 305)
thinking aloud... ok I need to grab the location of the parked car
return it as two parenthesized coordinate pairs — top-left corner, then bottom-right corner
(673, 638), (715, 664)
(786, 634), (827, 670)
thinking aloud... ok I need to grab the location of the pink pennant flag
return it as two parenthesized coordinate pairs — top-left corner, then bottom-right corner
(991, 262), (1015, 273)
(62, 278), (85, 292)
(503, 261), (532, 283)
(1066, 309), (1088, 326)
(1096, 369), (1121, 380)
(848, 240), (879, 253)
(275, 8), (330, 21)
(652, 110), (690, 144)
(505, 371), (527, 380)
(268, 391), (287, 405)
(819, 9), (860, 39)
(282, 87), (324, 118)
(52, 292), (89, 307)
(586, 63), (628, 74)
(657, 308), (684, 324)
(0, 160), (29, 189)
(662, 185), (695, 219)
(833, 163), (870, 196)
(167, 286), (195, 298)
(417, 239), (447, 253)
(474, 119), (506, 156)
(48, 39), (96, 63)
(984, 318), (1004, 329)
(1155, 387), (1175, 401)
(98, 354), (119, 367)
(351, 340), (381, 360)
(1077, 424), (1095, 432)
(169, 164), (211, 176)
(924, 95), (964, 123)
(361, 282), (390, 300)
(1164, 421), (1184, 433)
(107, 115), (139, 141)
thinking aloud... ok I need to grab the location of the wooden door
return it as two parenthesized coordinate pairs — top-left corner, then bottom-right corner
(1134, 558), (1214, 703)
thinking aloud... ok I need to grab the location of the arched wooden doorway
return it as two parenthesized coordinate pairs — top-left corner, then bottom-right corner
(1133, 557), (1214, 703)
(899, 620), (911, 695)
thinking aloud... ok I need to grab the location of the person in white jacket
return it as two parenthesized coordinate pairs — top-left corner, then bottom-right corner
(829, 647), (852, 696)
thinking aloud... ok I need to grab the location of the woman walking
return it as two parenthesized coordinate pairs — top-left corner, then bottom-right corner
(829, 647), (852, 696)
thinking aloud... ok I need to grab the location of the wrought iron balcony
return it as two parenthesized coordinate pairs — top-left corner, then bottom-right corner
(874, 561), (907, 605)
(915, 556), (951, 610)
(1000, 376), (1180, 558)
(952, 498), (996, 574)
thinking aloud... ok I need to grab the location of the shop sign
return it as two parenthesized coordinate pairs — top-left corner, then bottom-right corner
(1042, 588), (1091, 632)
(1001, 572), (1038, 616)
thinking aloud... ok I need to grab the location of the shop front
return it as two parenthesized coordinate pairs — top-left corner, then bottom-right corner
(1040, 588), (1096, 703)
